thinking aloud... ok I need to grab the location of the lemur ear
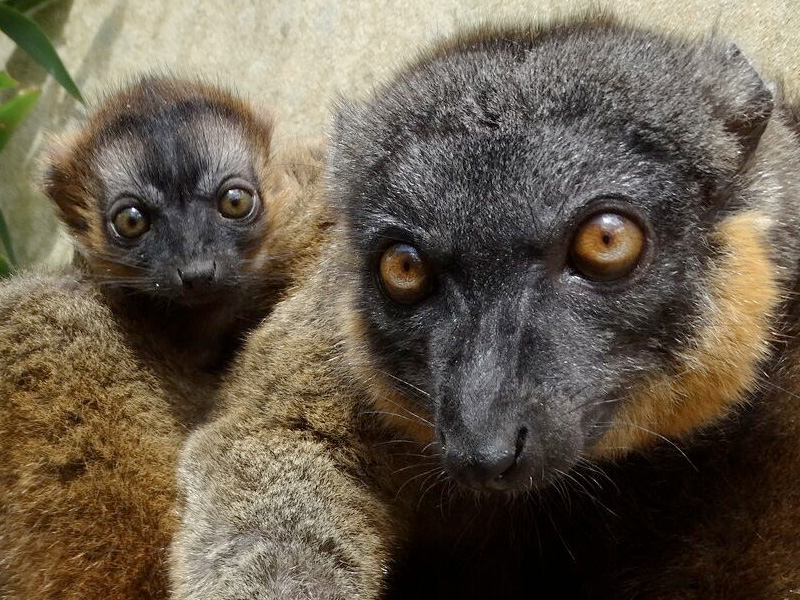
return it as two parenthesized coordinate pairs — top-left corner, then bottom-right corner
(715, 43), (773, 170)
(328, 99), (364, 159)
(327, 99), (372, 210)
(40, 133), (94, 236)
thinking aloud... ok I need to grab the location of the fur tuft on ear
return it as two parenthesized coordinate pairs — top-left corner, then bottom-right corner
(710, 43), (774, 170)
(326, 98), (371, 213)
(39, 132), (99, 238)
(328, 98), (365, 156)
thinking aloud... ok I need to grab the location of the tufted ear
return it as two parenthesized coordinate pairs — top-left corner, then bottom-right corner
(39, 132), (95, 236)
(328, 98), (366, 163)
(715, 43), (773, 171)
(326, 98), (373, 211)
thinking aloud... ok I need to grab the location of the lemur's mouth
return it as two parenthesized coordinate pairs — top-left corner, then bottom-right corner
(175, 286), (231, 307)
(142, 278), (234, 307)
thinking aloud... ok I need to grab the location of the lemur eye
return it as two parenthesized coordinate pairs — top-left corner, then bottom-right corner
(218, 187), (256, 219)
(379, 243), (433, 305)
(111, 206), (149, 239)
(570, 212), (644, 281)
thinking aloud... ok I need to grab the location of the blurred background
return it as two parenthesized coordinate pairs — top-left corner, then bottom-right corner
(1, 0), (798, 270)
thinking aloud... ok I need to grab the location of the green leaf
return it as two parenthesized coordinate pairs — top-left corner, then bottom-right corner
(3, 0), (60, 15)
(0, 87), (40, 154)
(0, 71), (17, 89)
(0, 206), (15, 267)
(0, 3), (83, 102)
(0, 254), (10, 278)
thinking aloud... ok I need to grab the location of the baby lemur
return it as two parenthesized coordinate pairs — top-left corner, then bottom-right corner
(0, 78), (330, 599)
(171, 15), (800, 600)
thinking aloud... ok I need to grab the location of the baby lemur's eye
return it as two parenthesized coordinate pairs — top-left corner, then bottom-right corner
(218, 187), (256, 219)
(569, 212), (645, 281)
(111, 205), (150, 239)
(379, 243), (433, 305)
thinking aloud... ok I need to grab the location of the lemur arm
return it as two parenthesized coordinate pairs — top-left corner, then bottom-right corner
(170, 412), (395, 600)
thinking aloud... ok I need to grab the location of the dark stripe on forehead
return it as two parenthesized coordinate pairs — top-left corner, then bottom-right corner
(137, 131), (207, 197)
(95, 98), (243, 147)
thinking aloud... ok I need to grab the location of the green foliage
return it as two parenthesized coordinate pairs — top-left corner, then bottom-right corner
(0, 0), (82, 276)
(0, 70), (16, 87)
(0, 202), (15, 267)
(4, 0), (61, 14)
(0, 71), (38, 272)
(0, 78), (40, 152)
(0, 2), (83, 101)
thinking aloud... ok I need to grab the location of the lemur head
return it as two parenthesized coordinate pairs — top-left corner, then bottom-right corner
(43, 76), (279, 306)
(330, 17), (796, 493)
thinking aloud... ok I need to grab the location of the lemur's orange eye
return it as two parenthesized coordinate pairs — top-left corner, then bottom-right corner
(379, 243), (432, 304)
(112, 206), (149, 239)
(570, 212), (644, 281)
(219, 188), (256, 219)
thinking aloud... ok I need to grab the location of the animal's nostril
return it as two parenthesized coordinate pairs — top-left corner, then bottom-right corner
(491, 427), (529, 484)
(514, 427), (528, 461)
(443, 425), (533, 491)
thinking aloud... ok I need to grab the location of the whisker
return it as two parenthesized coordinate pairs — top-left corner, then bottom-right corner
(417, 469), (447, 510)
(362, 409), (430, 428)
(395, 465), (443, 499)
(594, 420), (698, 472)
(370, 393), (435, 429)
(373, 439), (423, 448)
(373, 368), (431, 399)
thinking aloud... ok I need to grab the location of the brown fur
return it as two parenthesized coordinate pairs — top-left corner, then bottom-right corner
(0, 79), (332, 600)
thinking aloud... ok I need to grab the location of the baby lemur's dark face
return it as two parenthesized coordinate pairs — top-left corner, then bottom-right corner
(45, 78), (274, 306)
(331, 20), (777, 492)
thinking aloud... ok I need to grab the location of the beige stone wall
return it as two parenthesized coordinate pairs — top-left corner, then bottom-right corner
(1, 0), (798, 268)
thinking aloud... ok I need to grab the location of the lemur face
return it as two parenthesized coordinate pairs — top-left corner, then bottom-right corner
(44, 78), (274, 306)
(92, 106), (266, 304)
(331, 21), (775, 492)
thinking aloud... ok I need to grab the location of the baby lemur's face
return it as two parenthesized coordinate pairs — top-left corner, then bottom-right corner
(331, 21), (776, 492)
(44, 78), (274, 305)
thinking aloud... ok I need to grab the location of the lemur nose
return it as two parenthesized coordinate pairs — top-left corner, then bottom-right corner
(444, 427), (528, 491)
(178, 260), (216, 291)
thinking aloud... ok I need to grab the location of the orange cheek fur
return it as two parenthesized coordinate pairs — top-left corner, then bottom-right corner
(590, 211), (779, 458)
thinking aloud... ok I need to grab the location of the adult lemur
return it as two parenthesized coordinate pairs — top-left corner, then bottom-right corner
(171, 15), (800, 600)
(0, 78), (331, 599)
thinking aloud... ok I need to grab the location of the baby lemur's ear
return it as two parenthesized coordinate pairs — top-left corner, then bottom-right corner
(708, 43), (773, 170)
(40, 132), (98, 237)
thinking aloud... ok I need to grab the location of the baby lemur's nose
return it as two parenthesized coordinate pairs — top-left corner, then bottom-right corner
(178, 260), (216, 291)
(444, 427), (528, 492)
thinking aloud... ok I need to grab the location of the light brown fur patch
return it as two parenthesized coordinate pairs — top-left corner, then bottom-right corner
(591, 211), (779, 457)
